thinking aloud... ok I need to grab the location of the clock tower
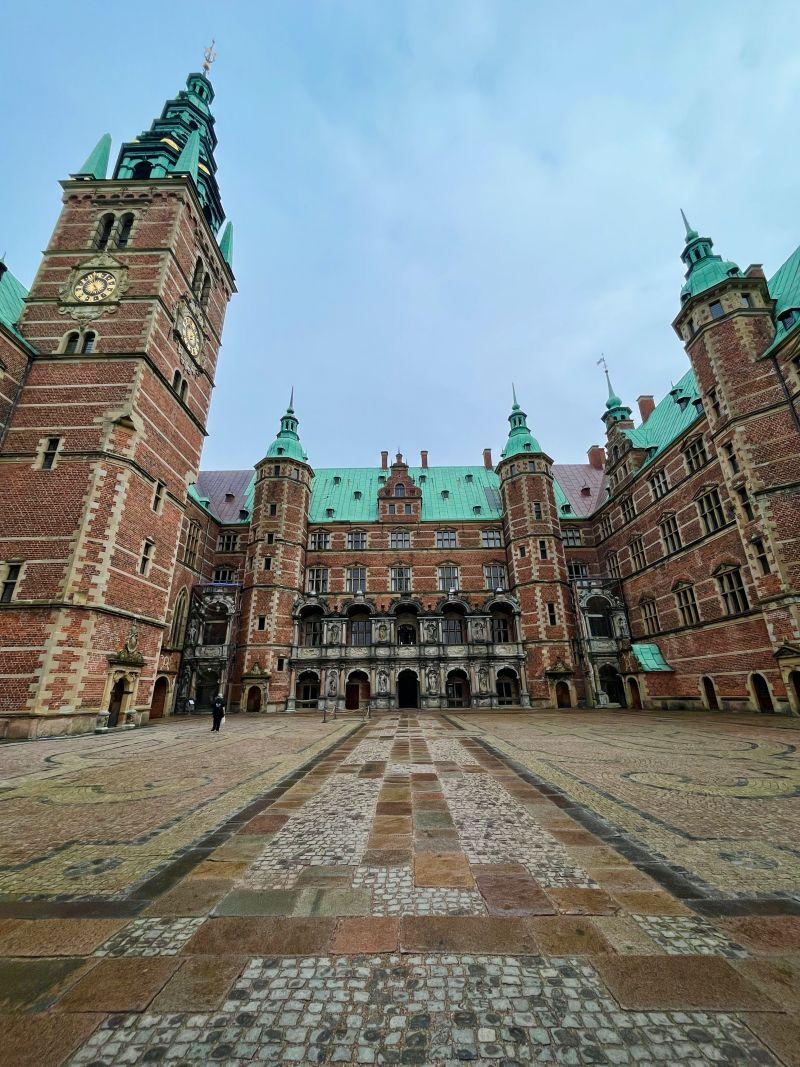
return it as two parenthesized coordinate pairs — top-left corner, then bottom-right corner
(0, 70), (235, 737)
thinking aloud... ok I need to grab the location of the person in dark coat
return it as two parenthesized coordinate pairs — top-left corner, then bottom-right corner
(211, 693), (226, 732)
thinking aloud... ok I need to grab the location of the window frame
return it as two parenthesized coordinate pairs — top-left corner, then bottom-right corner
(438, 564), (460, 592)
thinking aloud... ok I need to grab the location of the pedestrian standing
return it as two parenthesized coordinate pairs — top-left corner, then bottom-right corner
(211, 693), (226, 733)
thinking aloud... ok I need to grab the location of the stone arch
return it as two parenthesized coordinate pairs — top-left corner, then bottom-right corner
(446, 668), (471, 708)
(554, 680), (572, 708)
(700, 676), (720, 711)
(245, 685), (263, 713)
(397, 669), (419, 709)
(149, 676), (169, 720)
(345, 670), (370, 711)
(296, 670), (320, 709)
(749, 672), (774, 713)
(627, 676), (643, 710)
(496, 667), (520, 706)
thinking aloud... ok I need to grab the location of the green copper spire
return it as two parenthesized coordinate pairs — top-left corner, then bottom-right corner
(113, 71), (225, 233)
(265, 392), (308, 463)
(172, 129), (200, 180)
(604, 367), (622, 410)
(679, 212), (741, 303)
(218, 221), (234, 269)
(72, 133), (112, 180)
(601, 365), (632, 425)
(501, 387), (541, 459)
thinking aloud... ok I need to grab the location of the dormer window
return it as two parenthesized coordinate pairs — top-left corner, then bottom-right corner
(441, 490), (450, 499)
(333, 476), (341, 485)
(473, 505), (482, 515)
(419, 474), (427, 484)
(394, 484), (405, 498)
(354, 491), (362, 500)
(779, 309), (798, 331)
(326, 508), (334, 518)
(465, 473), (473, 483)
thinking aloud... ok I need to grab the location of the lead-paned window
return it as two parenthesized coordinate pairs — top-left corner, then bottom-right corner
(606, 552), (621, 579)
(438, 564), (459, 591)
(184, 520), (200, 568)
(303, 617), (323, 646)
(1, 563), (21, 603)
(307, 567), (328, 594)
(391, 565), (411, 592)
(620, 496), (635, 523)
(349, 617), (371, 645)
(641, 598), (660, 635)
(563, 527), (581, 547)
(217, 532), (239, 552)
(390, 529), (410, 549)
(567, 561), (589, 580)
(309, 530), (330, 551)
(660, 515), (682, 555)
(348, 530), (367, 550)
(697, 488), (725, 535)
(717, 568), (749, 615)
(481, 529), (502, 548)
(346, 567), (367, 593)
(436, 530), (457, 549)
(675, 584), (700, 627)
(442, 615), (465, 644)
(649, 469), (669, 500)
(684, 437), (708, 473)
(630, 536), (646, 571)
(483, 563), (506, 590)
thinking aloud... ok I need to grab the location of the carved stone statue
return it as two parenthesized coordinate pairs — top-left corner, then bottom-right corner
(473, 620), (485, 641)
(377, 669), (389, 693)
(478, 666), (489, 693)
(327, 672), (338, 696)
(329, 623), (340, 644)
(377, 623), (388, 641)
(426, 667), (438, 694)
(425, 621), (437, 642)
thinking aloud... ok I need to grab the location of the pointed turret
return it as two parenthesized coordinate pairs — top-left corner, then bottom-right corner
(265, 393), (308, 463)
(679, 211), (742, 304)
(501, 387), (541, 458)
(601, 367), (632, 426)
(113, 71), (225, 233)
(218, 221), (234, 269)
(172, 129), (200, 180)
(71, 133), (112, 180)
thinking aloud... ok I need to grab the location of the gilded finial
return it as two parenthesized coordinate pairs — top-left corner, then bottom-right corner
(202, 39), (218, 76)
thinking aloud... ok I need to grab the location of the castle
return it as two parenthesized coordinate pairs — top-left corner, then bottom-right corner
(1, 69), (799, 737)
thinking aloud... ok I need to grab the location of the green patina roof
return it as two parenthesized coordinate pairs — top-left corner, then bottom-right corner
(501, 388), (541, 459)
(632, 642), (672, 672)
(72, 133), (111, 180)
(763, 242), (800, 356)
(187, 481), (215, 518)
(602, 368), (632, 424)
(218, 221), (234, 270)
(265, 399), (308, 463)
(173, 128), (200, 179)
(623, 367), (701, 465)
(0, 267), (29, 344)
(679, 213), (742, 302)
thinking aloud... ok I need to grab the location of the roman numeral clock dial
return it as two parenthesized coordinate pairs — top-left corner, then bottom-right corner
(72, 270), (117, 303)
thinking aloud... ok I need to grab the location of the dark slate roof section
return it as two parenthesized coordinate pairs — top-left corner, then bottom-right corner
(552, 464), (607, 518)
(195, 470), (254, 524)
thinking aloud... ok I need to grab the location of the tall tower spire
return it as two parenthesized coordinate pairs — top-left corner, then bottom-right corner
(679, 212), (741, 304)
(72, 133), (112, 181)
(501, 389), (541, 457)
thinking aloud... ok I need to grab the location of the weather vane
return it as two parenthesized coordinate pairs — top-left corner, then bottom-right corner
(596, 354), (608, 373)
(202, 39), (218, 76)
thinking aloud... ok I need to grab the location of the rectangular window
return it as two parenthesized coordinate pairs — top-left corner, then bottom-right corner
(266, 532), (275, 545)
(708, 389), (721, 419)
(630, 536), (646, 571)
(348, 530), (367, 550)
(723, 442), (739, 474)
(303, 617), (323, 646)
(307, 567), (328, 594)
(741, 293), (753, 308)
(442, 616), (465, 645)
(40, 436), (61, 470)
(438, 565), (459, 591)
(436, 530), (457, 549)
(641, 599), (660, 635)
(309, 530), (330, 551)
(217, 532), (239, 552)
(272, 464), (281, 477)
(736, 487), (755, 522)
(675, 585), (700, 627)
(276, 657), (286, 671)
(717, 568), (749, 615)
(491, 615), (510, 642)
(391, 529), (410, 550)
(483, 563), (506, 590)
(533, 502), (543, 521)
(697, 488), (725, 535)
(139, 540), (154, 576)
(404, 503), (412, 514)
(391, 566), (411, 592)
(563, 527), (581, 547)
(649, 469), (669, 500)
(709, 300), (724, 319)
(600, 515), (613, 540)
(257, 616), (267, 631)
(184, 520), (200, 568)
(684, 437), (708, 474)
(152, 480), (165, 512)
(620, 496), (635, 524)
(346, 567), (367, 593)
(388, 503), (396, 515)
(538, 539), (548, 560)
(567, 560), (589, 580)
(1, 563), (21, 603)
(661, 515), (682, 555)
(606, 552), (621, 579)
(519, 545), (527, 558)
(213, 566), (234, 582)
(268, 503), (277, 517)
(547, 602), (557, 626)
(263, 557), (272, 571)
(481, 529), (502, 548)
(349, 618), (371, 646)
(753, 538), (771, 576)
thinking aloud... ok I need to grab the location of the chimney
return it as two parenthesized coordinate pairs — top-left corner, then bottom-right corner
(381, 450), (388, 470)
(637, 395), (655, 424)
(587, 444), (605, 470)
(420, 450), (428, 469)
(483, 448), (493, 470)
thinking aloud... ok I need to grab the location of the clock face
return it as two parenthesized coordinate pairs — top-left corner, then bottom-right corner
(179, 313), (202, 357)
(73, 270), (117, 303)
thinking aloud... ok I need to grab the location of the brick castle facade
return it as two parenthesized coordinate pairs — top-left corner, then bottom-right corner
(1, 71), (799, 736)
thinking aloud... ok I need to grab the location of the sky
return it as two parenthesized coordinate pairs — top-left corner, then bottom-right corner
(2, 1), (799, 470)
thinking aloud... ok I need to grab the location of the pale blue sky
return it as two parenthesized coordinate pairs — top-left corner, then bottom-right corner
(3, 1), (799, 469)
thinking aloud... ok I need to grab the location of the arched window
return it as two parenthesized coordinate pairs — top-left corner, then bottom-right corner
(202, 604), (229, 646)
(116, 213), (134, 248)
(191, 259), (204, 297)
(200, 273), (211, 309)
(586, 596), (613, 638)
(172, 369), (182, 391)
(64, 332), (80, 354)
(132, 161), (152, 180)
(179, 379), (188, 402)
(394, 483), (405, 498)
(170, 589), (188, 646)
(81, 331), (96, 354)
(95, 213), (115, 251)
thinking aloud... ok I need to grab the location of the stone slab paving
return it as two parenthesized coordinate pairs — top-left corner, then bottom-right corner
(1, 710), (798, 1065)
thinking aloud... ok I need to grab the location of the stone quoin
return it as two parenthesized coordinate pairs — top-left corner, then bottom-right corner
(0, 69), (799, 735)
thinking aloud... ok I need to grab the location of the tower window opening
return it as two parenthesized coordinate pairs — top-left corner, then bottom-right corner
(192, 259), (204, 297)
(116, 213), (134, 248)
(200, 274), (211, 309)
(1, 563), (22, 603)
(132, 160), (152, 180)
(95, 213), (115, 250)
(64, 332), (80, 354)
(40, 437), (62, 471)
(81, 331), (96, 354)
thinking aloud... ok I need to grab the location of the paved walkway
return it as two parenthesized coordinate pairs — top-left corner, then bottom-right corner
(1, 712), (798, 1065)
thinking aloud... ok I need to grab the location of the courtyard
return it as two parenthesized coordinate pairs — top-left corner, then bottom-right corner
(0, 709), (798, 1066)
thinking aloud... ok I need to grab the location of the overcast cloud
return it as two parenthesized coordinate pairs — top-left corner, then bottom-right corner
(2, 1), (799, 469)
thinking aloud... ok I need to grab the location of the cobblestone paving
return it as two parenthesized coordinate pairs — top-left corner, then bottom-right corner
(3, 711), (797, 1066)
(630, 916), (749, 958)
(454, 711), (800, 899)
(443, 773), (596, 888)
(68, 955), (775, 1065)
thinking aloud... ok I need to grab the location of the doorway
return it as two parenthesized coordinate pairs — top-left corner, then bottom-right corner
(701, 676), (719, 711)
(246, 685), (262, 713)
(790, 671), (800, 713)
(446, 669), (470, 708)
(150, 676), (168, 719)
(296, 672), (320, 709)
(108, 677), (126, 727)
(555, 680), (572, 708)
(196, 672), (221, 712)
(345, 671), (370, 711)
(751, 673), (774, 713)
(496, 668), (520, 706)
(397, 670), (419, 709)
(628, 677), (643, 709)
(598, 665), (626, 707)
